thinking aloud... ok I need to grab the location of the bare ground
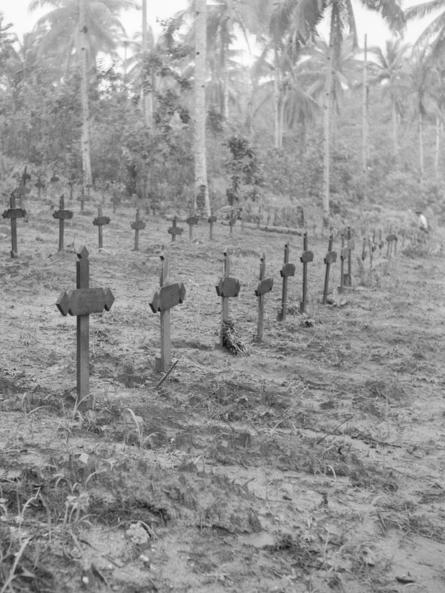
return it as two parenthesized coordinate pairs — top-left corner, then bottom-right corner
(0, 199), (444, 593)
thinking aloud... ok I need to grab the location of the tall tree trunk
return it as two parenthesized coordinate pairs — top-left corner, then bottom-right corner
(79, 0), (93, 196)
(419, 112), (424, 181)
(391, 98), (398, 161)
(273, 47), (281, 149)
(194, 0), (210, 215)
(142, 0), (153, 128)
(361, 34), (368, 202)
(322, 42), (334, 227)
(434, 116), (441, 179)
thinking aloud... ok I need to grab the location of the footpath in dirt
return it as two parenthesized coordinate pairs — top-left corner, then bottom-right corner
(0, 200), (444, 593)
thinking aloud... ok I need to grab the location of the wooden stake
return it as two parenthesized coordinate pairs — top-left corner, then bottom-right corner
(346, 226), (353, 286)
(299, 232), (313, 314)
(56, 246), (115, 407)
(279, 243), (295, 321)
(222, 251), (230, 345)
(339, 233), (346, 293)
(208, 215), (217, 240)
(53, 195), (73, 251)
(255, 254), (273, 341)
(131, 208), (146, 251)
(322, 234), (337, 305)
(93, 205), (111, 250)
(2, 192), (26, 258)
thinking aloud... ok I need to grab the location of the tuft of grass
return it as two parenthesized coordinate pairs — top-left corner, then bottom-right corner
(221, 320), (249, 355)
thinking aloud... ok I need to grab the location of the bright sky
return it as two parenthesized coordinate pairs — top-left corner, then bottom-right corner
(0, 0), (436, 49)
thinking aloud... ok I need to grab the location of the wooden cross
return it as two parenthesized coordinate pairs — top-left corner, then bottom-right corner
(255, 254), (273, 342)
(216, 251), (240, 346)
(186, 214), (199, 241)
(68, 177), (75, 202)
(93, 205), (111, 250)
(299, 232), (313, 314)
(2, 193), (27, 258)
(131, 209), (146, 251)
(361, 236), (368, 262)
(208, 214), (217, 240)
(168, 216), (183, 242)
(345, 226), (354, 287)
(368, 231), (376, 269)
(386, 233), (398, 258)
(378, 229), (384, 253)
(279, 243), (295, 321)
(53, 195), (73, 251)
(56, 246), (114, 406)
(339, 233), (349, 293)
(35, 176), (45, 200)
(149, 254), (186, 372)
(322, 234), (337, 305)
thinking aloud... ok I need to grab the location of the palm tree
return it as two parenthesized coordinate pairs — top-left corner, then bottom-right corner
(405, 0), (445, 58)
(30, 0), (135, 194)
(194, 0), (210, 215)
(368, 39), (410, 160)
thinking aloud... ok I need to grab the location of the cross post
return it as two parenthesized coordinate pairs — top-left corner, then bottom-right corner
(255, 253), (273, 342)
(186, 214), (199, 241)
(346, 226), (354, 286)
(386, 233), (398, 258)
(131, 208), (146, 251)
(149, 254), (186, 372)
(299, 232), (313, 314)
(53, 195), (73, 251)
(2, 192), (26, 258)
(208, 214), (217, 240)
(168, 216), (183, 242)
(56, 246), (114, 407)
(216, 251), (240, 346)
(339, 233), (348, 293)
(93, 205), (111, 250)
(279, 243), (295, 321)
(322, 234), (337, 305)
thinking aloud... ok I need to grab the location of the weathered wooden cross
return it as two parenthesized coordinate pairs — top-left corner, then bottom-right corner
(279, 243), (296, 321)
(168, 216), (183, 242)
(386, 233), (398, 258)
(345, 226), (354, 286)
(56, 246), (114, 406)
(322, 234), (337, 305)
(208, 214), (217, 240)
(299, 232), (313, 314)
(216, 251), (240, 346)
(339, 233), (349, 293)
(186, 214), (199, 241)
(53, 195), (73, 251)
(2, 192), (27, 258)
(149, 254), (186, 372)
(35, 176), (45, 200)
(93, 205), (111, 250)
(255, 254), (273, 341)
(131, 209), (146, 251)
(361, 236), (368, 262)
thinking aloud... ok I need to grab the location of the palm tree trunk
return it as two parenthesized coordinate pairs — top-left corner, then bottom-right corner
(434, 116), (441, 178)
(419, 112), (424, 180)
(361, 34), (368, 201)
(194, 0), (210, 215)
(391, 99), (398, 160)
(79, 0), (93, 196)
(142, 0), (153, 128)
(322, 43), (334, 227)
(273, 47), (281, 149)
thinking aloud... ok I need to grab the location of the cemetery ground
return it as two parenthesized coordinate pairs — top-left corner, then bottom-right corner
(0, 200), (445, 593)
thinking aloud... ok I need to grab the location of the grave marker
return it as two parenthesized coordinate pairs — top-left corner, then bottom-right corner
(168, 216), (183, 242)
(35, 176), (45, 200)
(92, 205), (111, 249)
(279, 243), (296, 321)
(52, 195), (73, 251)
(216, 251), (240, 346)
(229, 209), (237, 235)
(255, 254), (273, 341)
(149, 254), (186, 372)
(56, 246), (114, 406)
(322, 234), (337, 305)
(186, 214), (199, 241)
(361, 236), (367, 261)
(299, 232), (313, 314)
(339, 233), (349, 293)
(386, 233), (398, 258)
(345, 226), (354, 286)
(131, 209), (146, 251)
(2, 192), (27, 258)
(208, 214), (217, 240)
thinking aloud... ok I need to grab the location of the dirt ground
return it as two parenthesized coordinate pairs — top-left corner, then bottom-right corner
(0, 197), (444, 593)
